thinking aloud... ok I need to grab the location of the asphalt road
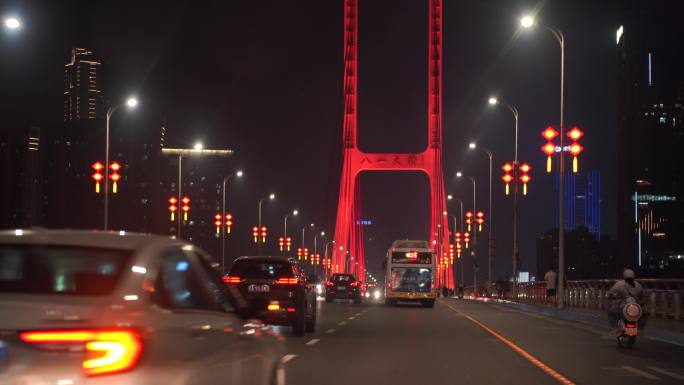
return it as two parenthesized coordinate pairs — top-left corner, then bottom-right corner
(275, 297), (684, 385)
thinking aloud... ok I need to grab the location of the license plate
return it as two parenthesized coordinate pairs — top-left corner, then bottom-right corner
(337, 286), (346, 290)
(625, 326), (637, 336)
(247, 284), (270, 293)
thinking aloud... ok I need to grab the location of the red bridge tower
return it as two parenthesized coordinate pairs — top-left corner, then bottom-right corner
(332, 0), (454, 289)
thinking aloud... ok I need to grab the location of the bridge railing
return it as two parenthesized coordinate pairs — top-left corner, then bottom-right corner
(464, 279), (684, 321)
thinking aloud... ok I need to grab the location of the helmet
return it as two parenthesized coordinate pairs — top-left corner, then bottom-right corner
(623, 269), (635, 279)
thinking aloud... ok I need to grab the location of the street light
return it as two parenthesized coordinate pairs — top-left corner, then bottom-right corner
(520, 15), (535, 28)
(488, 97), (498, 106)
(469, 142), (494, 290)
(193, 142), (203, 151)
(3, 17), (21, 30)
(161, 146), (234, 238)
(487, 96), (522, 298)
(257, 193), (276, 255)
(103, 97), (138, 230)
(520, 13), (567, 308)
(284, 209), (299, 240)
(456, 172), (477, 294)
(221, 170), (243, 274)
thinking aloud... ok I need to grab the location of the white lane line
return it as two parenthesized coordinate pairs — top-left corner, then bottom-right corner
(648, 367), (684, 380)
(281, 354), (297, 364)
(621, 366), (660, 380)
(338, 321), (347, 326)
(348, 316), (356, 320)
(305, 338), (320, 346)
(325, 328), (336, 334)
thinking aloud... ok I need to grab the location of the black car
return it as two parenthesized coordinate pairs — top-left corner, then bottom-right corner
(325, 273), (362, 303)
(224, 256), (316, 336)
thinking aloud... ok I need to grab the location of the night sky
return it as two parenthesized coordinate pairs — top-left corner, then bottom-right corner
(0, 0), (623, 280)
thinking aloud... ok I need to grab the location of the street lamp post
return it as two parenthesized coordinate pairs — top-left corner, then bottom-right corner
(488, 97), (521, 298)
(103, 97), (138, 230)
(161, 146), (234, 239)
(258, 193), (276, 256)
(448, 194), (465, 289)
(457, 172), (477, 294)
(469, 143), (494, 292)
(314, 231), (325, 275)
(284, 209), (299, 240)
(221, 170), (243, 274)
(521, 15), (566, 308)
(324, 240), (334, 280)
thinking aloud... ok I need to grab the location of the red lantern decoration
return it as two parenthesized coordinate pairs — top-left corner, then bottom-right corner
(181, 197), (190, 221)
(91, 162), (104, 193)
(225, 214), (233, 234)
(260, 226), (267, 243)
(214, 213), (222, 234)
(168, 197), (178, 221)
(279, 237), (285, 251)
(286, 237), (292, 251)
(252, 226), (259, 243)
(109, 162), (121, 194)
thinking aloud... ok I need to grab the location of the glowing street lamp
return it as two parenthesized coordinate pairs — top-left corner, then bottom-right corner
(3, 17), (21, 30)
(520, 15), (535, 28)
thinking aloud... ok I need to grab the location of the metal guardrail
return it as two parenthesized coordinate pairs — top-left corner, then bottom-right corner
(464, 279), (684, 321)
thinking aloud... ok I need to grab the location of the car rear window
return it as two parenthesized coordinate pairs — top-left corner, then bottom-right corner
(331, 274), (355, 282)
(0, 244), (131, 296)
(231, 260), (293, 279)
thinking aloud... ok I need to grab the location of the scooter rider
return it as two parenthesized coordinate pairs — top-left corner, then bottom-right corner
(607, 269), (648, 335)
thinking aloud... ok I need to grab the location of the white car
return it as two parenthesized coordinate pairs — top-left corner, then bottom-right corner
(0, 229), (285, 385)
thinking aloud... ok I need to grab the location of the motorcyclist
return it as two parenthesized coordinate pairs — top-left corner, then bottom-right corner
(606, 269), (648, 335)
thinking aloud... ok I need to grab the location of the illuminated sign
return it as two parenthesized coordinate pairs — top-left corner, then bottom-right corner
(356, 220), (372, 225)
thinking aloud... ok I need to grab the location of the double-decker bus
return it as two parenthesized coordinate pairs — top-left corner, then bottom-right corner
(383, 240), (436, 307)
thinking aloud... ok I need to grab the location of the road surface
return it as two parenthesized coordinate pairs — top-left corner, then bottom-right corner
(276, 298), (684, 385)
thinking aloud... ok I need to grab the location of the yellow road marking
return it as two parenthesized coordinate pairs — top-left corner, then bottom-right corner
(442, 301), (576, 385)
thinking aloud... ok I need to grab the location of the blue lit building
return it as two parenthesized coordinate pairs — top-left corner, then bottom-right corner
(555, 170), (602, 239)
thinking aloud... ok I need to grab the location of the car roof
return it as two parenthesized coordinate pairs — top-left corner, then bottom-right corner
(233, 255), (295, 264)
(0, 229), (187, 251)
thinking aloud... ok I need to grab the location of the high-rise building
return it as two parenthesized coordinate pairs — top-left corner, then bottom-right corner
(554, 170), (601, 239)
(64, 48), (103, 122)
(0, 126), (45, 228)
(45, 48), (105, 229)
(617, 0), (684, 275)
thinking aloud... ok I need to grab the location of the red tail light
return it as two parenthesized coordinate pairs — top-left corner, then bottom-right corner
(326, 281), (334, 286)
(275, 277), (298, 285)
(350, 282), (359, 287)
(223, 276), (242, 284)
(19, 329), (142, 376)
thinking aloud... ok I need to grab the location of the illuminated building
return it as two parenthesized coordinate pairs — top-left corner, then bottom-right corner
(617, 0), (684, 275)
(554, 170), (601, 239)
(64, 48), (103, 122)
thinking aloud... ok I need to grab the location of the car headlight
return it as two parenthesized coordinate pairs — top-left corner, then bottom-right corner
(373, 290), (381, 299)
(315, 284), (322, 294)
(365, 292), (370, 298)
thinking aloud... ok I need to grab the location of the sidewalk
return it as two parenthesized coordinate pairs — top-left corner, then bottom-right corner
(459, 296), (684, 347)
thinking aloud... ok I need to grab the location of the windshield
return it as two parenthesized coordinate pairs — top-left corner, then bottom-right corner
(390, 267), (432, 292)
(0, 244), (131, 296)
(331, 274), (355, 282)
(231, 261), (293, 279)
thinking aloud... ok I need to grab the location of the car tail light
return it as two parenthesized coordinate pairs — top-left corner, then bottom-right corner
(223, 275), (242, 284)
(19, 329), (142, 377)
(275, 277), (298, 285)
(350, 282), (359, 287)
(326, 281), (334, 286)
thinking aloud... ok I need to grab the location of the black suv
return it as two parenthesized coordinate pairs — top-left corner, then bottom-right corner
(325, 273), (362, 303)
(224, 256), (316, 336)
